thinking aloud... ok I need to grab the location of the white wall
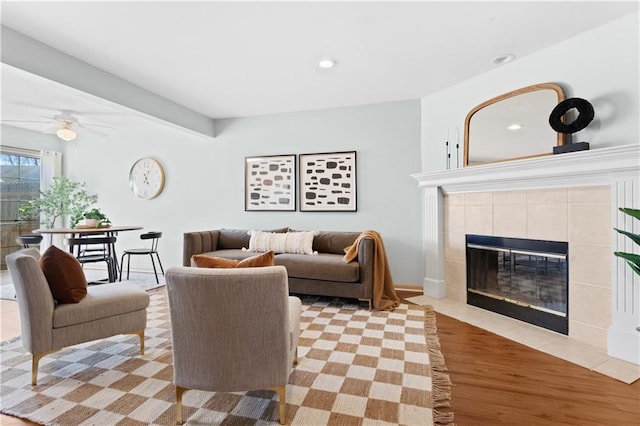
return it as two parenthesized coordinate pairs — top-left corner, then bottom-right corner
(61, 100), (424, 285)
(421, 11), (640, 172)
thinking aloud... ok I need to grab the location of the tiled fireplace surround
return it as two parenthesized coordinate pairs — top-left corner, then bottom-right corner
(412, 144), (640, 369)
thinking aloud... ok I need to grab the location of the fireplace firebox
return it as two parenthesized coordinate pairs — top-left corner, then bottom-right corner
(466, 234), (568, 334)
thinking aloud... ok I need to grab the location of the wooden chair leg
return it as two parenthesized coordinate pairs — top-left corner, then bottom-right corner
(130, 329), (145, 355)
(32, 350), (56, 386)
(176, 386), (187, 425)
(270, 386), (286, 425)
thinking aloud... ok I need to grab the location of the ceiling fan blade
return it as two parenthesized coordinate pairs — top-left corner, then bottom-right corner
(79, 121), (114, 129)
(1, 119), (55, 124)
(79, 126), (109, 137)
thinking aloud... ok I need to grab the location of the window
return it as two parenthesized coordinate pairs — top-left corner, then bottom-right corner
(1, 148), (41, 269)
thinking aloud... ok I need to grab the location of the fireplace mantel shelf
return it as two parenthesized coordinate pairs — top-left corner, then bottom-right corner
(412, 144), (640, 193)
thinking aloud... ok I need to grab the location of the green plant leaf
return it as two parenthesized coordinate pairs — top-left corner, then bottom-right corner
(18, 176), (98, 228)
(615, 207), (640, 278)
(614, 251), (640, 277)
(614, 228), (640, 246)
(619, 207), (640, 221)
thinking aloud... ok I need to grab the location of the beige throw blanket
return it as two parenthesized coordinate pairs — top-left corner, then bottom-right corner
(343, 230), (400, 311)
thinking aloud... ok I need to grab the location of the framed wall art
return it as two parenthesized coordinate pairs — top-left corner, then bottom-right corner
(299, 151), (357, 212)
(245, 154), (296, 211)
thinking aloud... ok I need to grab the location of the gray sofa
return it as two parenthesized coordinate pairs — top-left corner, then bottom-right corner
(183, 228), (374, 308)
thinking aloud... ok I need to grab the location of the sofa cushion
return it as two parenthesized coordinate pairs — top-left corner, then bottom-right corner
(218, 228), (251, 249)
(311, 231), (361, 255)
(193, 250), (275, 268)
(53, 283), (150, 328)
(248, 230), (317, 255)
(218, 227), (289, 249)
(40, 245), (88, 304)
(275, 253), (360, 282)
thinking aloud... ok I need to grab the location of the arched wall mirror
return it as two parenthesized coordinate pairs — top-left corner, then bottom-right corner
(464, 83), (565, 166)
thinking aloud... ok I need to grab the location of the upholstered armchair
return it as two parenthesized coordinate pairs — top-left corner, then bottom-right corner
(5, 248), (150, 385)
(165, 265), (301, 425)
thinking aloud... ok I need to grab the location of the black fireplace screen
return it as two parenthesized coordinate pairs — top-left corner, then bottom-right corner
(466, 235), (568, 334)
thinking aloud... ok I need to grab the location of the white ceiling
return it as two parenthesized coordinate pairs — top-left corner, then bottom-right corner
(1, 1), (638, 123)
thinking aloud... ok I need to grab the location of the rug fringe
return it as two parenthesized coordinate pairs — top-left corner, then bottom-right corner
(423, 305), (455, 426)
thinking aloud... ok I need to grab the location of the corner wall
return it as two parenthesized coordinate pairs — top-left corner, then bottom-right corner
(420, 11), (640, 173)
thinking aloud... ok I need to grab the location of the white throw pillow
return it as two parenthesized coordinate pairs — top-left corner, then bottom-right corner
(247, 230), (317, 255)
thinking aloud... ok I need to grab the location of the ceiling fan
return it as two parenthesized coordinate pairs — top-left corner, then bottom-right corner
(1, 110), (114, 141)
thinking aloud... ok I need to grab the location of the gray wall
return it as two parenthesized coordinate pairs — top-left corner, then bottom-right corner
(62, 100), (425, 284)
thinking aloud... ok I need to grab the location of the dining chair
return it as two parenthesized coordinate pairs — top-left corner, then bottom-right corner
(67, 236), (118, 282)
(119, 231), (164, 284)
(16, 235), (43, 249)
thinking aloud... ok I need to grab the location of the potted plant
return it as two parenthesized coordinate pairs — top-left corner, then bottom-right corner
(614, 207), (640, 277)
(78, 208), (111, 228)
(18, 176), (97, 229)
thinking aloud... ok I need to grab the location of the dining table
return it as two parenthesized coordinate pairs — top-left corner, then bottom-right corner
(34, 225), (143, 282)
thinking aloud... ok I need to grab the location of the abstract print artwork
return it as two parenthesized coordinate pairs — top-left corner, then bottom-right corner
(299, 151), (357, 212)
(245, 154), (296, 211)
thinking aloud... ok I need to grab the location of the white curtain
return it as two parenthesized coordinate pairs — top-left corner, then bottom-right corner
(39, 150), (63, 252)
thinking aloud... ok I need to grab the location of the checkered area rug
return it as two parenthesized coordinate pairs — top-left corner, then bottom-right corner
(0, 290), (453, 425)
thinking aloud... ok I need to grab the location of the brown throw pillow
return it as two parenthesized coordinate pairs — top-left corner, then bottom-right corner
(192, 255), (239, 268)
(236, 250), (275, 267)
(40, 245), (88, 303)
(193, 250), (275, 269)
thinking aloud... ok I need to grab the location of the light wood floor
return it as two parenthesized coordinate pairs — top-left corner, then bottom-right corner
(1, 293), (638, 425)
(434, 310), (640, 425)
(394, 290), (640, 426)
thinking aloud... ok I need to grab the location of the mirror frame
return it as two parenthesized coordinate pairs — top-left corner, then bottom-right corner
(463, 83), (565, 166)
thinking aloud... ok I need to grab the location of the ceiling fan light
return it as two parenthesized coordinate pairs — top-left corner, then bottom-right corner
(56, 126), (77, 141)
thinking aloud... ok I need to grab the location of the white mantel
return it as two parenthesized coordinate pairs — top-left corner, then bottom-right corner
(412, 144), (640, 194)
(412, 144), (640, 364)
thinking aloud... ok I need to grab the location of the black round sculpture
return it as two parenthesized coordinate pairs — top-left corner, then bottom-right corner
(549, 97), (594, 133)
(549, 97), (594, 154)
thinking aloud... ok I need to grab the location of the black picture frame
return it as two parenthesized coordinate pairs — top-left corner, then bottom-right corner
(299, 151), (357, 212)
(245, 154), (296, 211)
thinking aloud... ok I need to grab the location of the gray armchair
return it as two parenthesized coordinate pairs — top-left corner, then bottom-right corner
(165, 265), (301, 425)
(5, 248), (150, 385)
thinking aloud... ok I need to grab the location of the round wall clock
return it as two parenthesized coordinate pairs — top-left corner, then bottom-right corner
(129, 157), (165, 199)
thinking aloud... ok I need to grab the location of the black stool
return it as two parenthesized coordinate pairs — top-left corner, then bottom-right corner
(16, 235), (43, 249)
(119, 231), (165, 284)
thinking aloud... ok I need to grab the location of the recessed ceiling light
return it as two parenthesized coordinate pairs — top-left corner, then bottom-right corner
(492, 54), (515, 65)
(318, 58), (337, 69)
